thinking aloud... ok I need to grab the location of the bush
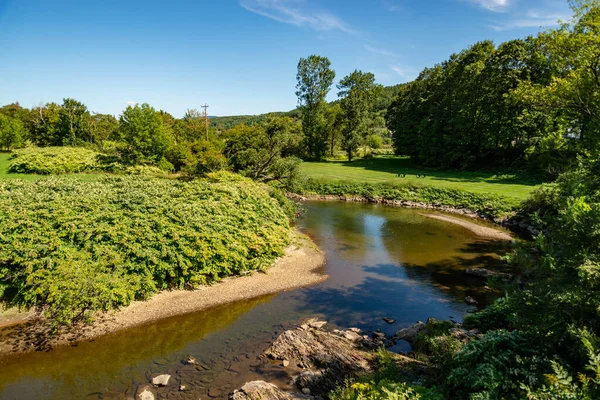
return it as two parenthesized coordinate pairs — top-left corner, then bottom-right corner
(8, 147), (102, 174)
(331, 351), (443, 400)
(331, 380), (443, 400)
(446, 330), (553, 399)
(412, 320), (464, 372)
(0, 173), (291, 326)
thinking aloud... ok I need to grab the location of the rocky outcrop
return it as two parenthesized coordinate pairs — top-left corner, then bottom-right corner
(261, 319), (375, 397)
(466, 268), (512, 280)
(233, 319), (430, 399)
(230, 381), (310, 400)
(393, 321), (426, 343)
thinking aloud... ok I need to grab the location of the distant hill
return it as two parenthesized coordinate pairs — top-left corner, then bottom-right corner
(210, 84), (404, 130)
(210, 109), (301, 130)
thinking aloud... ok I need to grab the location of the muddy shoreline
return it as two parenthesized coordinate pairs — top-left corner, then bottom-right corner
(0, 230), (327, 356)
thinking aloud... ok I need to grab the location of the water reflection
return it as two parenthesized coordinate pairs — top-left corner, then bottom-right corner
(0, 201), (510, 399)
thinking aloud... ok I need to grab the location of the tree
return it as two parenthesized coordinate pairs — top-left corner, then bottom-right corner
(224, 116), (302, 180)
(337, 70), (382, 161)
(87, 113), (118, 146)
(58, 98), (90, 145)
(118, 103), (174, 165)
(0, 114), (26, 150)
(324, 103), (344, 157)
(296, 55), (336, 160)
(31, 103), (61, 146)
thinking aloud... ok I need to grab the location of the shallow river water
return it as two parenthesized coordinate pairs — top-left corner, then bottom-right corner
(0, 201), (510, 399)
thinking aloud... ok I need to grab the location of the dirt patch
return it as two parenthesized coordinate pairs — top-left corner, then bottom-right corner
(0, 230), (327, 356)
(420, 213), (513, 241)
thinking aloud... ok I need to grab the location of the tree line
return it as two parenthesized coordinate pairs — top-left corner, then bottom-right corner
(386, 0), (600, 178)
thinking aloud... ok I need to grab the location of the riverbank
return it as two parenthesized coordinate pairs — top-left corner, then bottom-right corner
(0, 230), (327, 356)
(289, 193), (535, 237)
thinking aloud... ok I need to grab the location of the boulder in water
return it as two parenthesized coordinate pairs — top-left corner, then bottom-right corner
(151, 374), (171, 386)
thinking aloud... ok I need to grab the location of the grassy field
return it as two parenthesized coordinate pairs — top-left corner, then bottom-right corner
(300, 156), (541, 200)
(0, 152), (99, 181)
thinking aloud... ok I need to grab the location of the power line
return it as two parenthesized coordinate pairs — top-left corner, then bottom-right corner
(201, 104), (209, 141)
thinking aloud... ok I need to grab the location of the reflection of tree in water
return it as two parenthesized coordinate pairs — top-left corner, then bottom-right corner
(302, 202), (371, 258)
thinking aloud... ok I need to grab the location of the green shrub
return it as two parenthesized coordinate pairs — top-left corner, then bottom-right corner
(462, 297), (516, 332)
(331, 380), (443, 400)
(446, 330), (553, 399)
(9, 147), (102, 174)
(330, 350), (443, 400)
(0, 173), (291, 326)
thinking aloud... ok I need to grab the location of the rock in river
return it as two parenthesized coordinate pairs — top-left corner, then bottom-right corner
(230, 381), (309, 400)
(136, 385), (155, 400)
(261, 319), (376, 396)
(464, 296), (478, 306)
(393, 321), (426, 343)
(151, 374), (171, 386)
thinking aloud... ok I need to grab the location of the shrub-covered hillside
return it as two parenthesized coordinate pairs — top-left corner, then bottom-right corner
(9, 146), (101, 174)
(0, 172), (291, 326)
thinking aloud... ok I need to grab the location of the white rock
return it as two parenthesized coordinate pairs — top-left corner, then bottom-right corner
(152, 374), (171, 386)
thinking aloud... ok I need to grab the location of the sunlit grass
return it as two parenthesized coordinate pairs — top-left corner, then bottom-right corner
(300, 156), (541, 200)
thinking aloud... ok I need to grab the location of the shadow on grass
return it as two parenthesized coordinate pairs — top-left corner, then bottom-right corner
(324, 156), (542, 187)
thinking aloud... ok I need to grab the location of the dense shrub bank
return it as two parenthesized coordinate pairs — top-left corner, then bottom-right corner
(8, 146), (102, 174)
(0, 172), (291, 326)
(295, 178), (520, 218)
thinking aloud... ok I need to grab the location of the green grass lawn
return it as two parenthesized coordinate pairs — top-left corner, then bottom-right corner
(300, 156), (542, 200)
(0, 152), (100, 182)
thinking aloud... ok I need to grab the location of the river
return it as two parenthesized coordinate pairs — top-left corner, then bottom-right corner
(0, 201), (510, 399)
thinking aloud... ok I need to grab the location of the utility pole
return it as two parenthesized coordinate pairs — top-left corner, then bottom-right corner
(201, 104), (209, 141)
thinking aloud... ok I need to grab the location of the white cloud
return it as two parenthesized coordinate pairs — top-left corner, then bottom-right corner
(391, 65), (417, 81)
(468, 0), (510, 12)
(382, 0), (402, 12)
(240, 0), (353, 33)
(126, 101), (137, 106)
(364, 45), (399, 59)
(489, 9), (569, 30)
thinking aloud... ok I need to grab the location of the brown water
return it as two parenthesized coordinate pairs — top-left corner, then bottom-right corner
(0, 201), (510, 400)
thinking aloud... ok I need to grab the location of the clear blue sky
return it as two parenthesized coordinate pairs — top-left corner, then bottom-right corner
(0, 0), (572, 117)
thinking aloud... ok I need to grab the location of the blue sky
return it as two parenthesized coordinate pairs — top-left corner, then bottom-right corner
(0, 0), (573, 117)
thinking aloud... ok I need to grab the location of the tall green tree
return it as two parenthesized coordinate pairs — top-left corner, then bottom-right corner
(337, 70), (382, 161)
(118, 103), (174, 165)
(58, 98), (90, 145)
(87, 113), (118, 146)
(324, 103), (344, 157)
(0, 114), (26, 150)
(296, 55), (336, 160)
(31, 103), (61, 146)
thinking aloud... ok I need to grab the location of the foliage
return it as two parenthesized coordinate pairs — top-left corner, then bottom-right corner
(0, 173), (291, 326)
(331, 380), (443, 400)
(0, 113), (26, 150)
(411, 320), (464, 372)
(8, 147), (102, 175)
(338, 70), (383, 161)
(331, 351), (443, 400)
(446, 330), (554, 399)
(118, 103), (174, 165)
(296, 55), (336, 160)
(224, 116), (303, 182)
(446, 152), (600, 397)
(384, 3), (600, 177)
